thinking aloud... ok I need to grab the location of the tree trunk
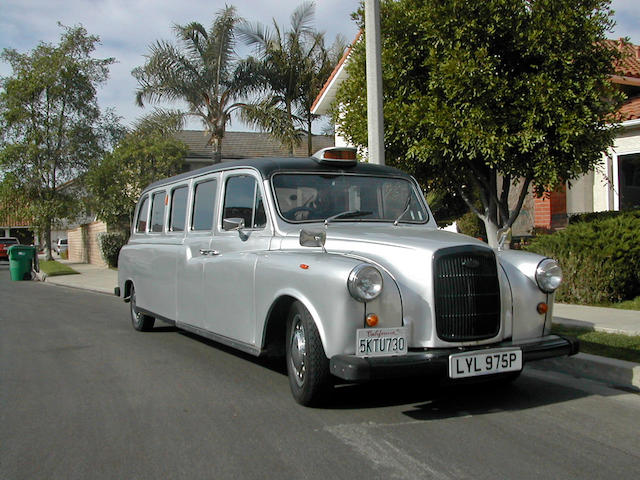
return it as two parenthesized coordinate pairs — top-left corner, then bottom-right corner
(483, 218), (499, 249)
(212, 136), (222, 164)
(44, 219), (53, 261)
(307, 117), (313, 157)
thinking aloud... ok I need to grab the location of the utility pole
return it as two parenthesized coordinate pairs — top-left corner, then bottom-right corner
(365, 0), (385, 165)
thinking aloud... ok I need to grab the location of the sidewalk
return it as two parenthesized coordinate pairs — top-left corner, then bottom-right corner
(37, 257), (117, 295)
(35, 258), (639, 390)
(553, 303), (640, 336)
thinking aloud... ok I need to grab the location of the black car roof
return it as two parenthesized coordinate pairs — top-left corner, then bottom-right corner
(141, 157), (412, 194)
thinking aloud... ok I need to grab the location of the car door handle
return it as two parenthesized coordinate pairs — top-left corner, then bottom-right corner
(199, 249), (220, 256)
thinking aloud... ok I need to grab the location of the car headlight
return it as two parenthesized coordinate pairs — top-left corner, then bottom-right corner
(535, 258), (563, 293)
(348, 264), (383, 302)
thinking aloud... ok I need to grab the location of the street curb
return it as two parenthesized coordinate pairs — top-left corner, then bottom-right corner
(531, 353), (640, 391)
(554, 318), (640, 336)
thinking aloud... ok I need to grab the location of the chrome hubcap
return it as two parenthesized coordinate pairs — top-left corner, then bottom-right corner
(290, 315), (306, 386)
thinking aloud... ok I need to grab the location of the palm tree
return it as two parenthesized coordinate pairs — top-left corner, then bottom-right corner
(238, 1), (339, 156)
(132, 6), (247, 163)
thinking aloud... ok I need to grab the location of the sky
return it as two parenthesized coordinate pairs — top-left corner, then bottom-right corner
(1, 0), (639, 133)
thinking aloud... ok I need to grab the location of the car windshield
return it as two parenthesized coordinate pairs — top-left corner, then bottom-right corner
(272, 173), (428, 224)
(1, 238), (18, 244)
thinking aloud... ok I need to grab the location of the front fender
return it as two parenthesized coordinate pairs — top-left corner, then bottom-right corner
(254, 251), (402, 358)
(497, 249), (553, 340)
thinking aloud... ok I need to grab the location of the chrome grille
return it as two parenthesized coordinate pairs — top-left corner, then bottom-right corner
(433, 246), (501, 341)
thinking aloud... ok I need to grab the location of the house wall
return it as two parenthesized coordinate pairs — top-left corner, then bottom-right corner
(608, 124), (640, 210)
(67, 221), (107, 267)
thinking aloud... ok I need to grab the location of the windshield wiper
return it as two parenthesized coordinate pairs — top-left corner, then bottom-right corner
(394, 195), (412, 226)
(324, 210), (373, 226)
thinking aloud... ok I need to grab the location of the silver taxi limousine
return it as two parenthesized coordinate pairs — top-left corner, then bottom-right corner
(116, 147), (578, 405)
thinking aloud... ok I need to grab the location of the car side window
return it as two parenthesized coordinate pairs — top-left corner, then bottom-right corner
(169, 186), (188, 232)
(135, 196), (149, 233)
(150, 191), (167, 233)
(223, 175), (266, 230)
(191, 179), (217, 231)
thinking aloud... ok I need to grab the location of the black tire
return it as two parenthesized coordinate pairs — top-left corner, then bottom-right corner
(285, 301), (330, 406)
(130, 285), (155, 331)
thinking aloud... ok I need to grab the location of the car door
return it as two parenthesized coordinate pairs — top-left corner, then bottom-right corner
(176, 175), (218, 330)
(203, 170), (272, 346)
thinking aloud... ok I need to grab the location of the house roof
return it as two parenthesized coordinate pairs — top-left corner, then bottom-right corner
(311, 31), (362, 115)
(608, 39), (640, 81)
(620, 96), (640, 121)
(175, 130), (335, 160)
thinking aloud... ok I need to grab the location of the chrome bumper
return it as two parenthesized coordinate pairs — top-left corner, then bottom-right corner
(329, 334), (579, 382)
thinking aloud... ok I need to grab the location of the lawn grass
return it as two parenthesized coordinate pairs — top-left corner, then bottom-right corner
(552, 324), (640, 364)
(39, 260), (79, 277)
(607, 296), (640, 311)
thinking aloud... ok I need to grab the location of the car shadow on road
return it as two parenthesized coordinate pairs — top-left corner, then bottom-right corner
(176, 329), (288, 375)
(158, 324), (605, 415)
(312, 370), (605, 414)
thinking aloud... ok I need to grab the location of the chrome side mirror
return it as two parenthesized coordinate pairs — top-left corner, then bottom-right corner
(223, 217), (245, 231)
(497, 227), (512, 251)
(299, 229), (326, 248)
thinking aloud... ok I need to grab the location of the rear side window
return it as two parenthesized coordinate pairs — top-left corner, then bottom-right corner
(150, 191), (167, 233)
(170, 186), (188, 232)
(223, 175), (266, 229)
(192, 179), (217, 231)
(135, 196), (149, 232)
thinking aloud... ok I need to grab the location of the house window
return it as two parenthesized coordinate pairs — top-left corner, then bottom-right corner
(192, 179), (217, 231)
(169, 186), (188, 232)
(618, 153), (640, 210)
(223, 175), (266, 229)
(135, 196), (149, 233)
(150, 191), (167, 233)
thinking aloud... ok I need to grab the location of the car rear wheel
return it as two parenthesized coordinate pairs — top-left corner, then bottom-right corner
(130, 285), (155, 331)
(286, 301), (330, 406)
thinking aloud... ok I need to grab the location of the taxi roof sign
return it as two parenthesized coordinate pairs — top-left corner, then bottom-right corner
(312, 147), (357, 166)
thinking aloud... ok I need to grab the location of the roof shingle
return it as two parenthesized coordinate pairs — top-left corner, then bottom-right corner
(175, 130), (335, 160)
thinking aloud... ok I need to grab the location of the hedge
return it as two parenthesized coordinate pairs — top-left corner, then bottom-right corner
(526, 211), (640, 304)
(97, 232), (128, 268)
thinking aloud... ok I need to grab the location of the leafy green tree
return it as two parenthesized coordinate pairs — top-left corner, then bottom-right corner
(133, 6), (249, 164)
(0, 24), (119, 260)
(85, 111), (188, 235)
(335, 0), (625, 246)
(239, 1), (345, 155)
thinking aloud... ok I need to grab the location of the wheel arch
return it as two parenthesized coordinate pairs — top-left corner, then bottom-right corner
(123, 279), (134, 302)
(261, 292), (327, 358)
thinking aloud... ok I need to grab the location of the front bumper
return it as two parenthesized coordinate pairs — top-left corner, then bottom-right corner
(330, 334), (579, 382)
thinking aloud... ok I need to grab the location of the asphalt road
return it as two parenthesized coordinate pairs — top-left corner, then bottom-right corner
(1, 263), (639, 480)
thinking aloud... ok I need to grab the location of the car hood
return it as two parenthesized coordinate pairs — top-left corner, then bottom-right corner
(282, 222), (491, 277)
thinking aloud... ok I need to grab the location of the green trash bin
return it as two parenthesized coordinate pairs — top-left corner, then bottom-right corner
(8, 245), (36, 281)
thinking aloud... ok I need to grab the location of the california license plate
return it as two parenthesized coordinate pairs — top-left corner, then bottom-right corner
(356, 327), (408, 357)
(449, 348), (522, 379)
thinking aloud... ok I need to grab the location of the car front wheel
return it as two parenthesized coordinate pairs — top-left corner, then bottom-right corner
(286, 301), (330, 406)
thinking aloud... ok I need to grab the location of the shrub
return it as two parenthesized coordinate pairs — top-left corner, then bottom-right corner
(97, 232), (128, 268)
(455, 212), (487, 240)
(567, 209), (640, 225)
(526, 211), (640, 304)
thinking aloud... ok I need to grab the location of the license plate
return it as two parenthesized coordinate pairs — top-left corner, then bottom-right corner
(449, 348), (522, 379)
(356, 327), (408, 357)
